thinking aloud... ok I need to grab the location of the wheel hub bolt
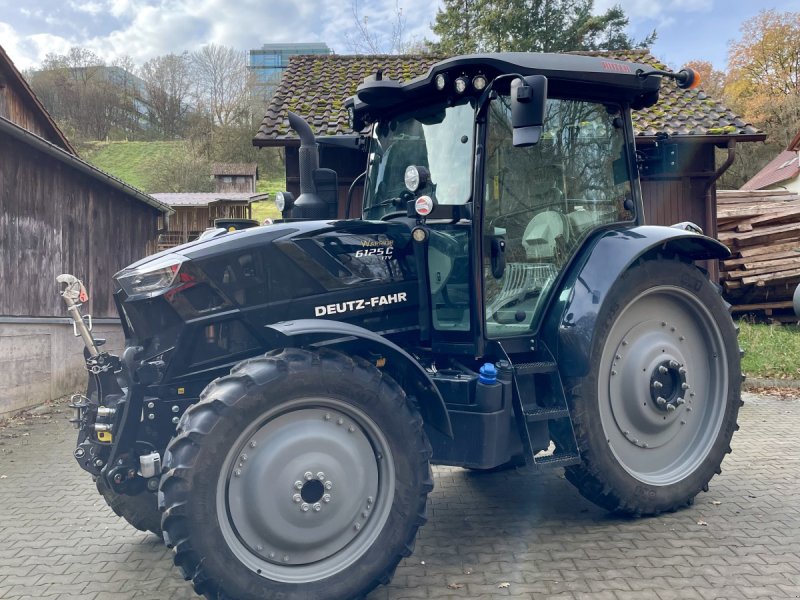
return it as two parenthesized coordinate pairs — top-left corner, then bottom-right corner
(676, 398), (686, 406)
(324, 481), (332, 490)
(316, 472), (325, 480)
(294, 480), (303, 490)
(679, 367), (687, 375)
(301, 503), (310, 512)
(656, 396), (667, 406)
(293, 494), (302, 503)
(337, 418), (344, 426)
(74, 448), (85, 458)
(658, 365), (668, 375)
(354, 523), (361, 531)
(304, 471), (313, 481)
(666, 404), (676, 412)
(652, 381), (663, 389)
(681, 383), (689, 390)
(323, 494), (331, 503)
(313, 503), (322, 512)
(669, 360), (679, 369)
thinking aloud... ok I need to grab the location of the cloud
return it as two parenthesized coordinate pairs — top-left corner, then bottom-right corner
(593, 0), (714, 23)
(69, 0), (106, 15)
(0, 24), (74, 70)
(1, 0), (443, 69)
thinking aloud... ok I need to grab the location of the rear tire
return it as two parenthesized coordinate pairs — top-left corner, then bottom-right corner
(160, 348), (432, 600)
(563, 258), (741, 515)
(96, 477), (162, 536)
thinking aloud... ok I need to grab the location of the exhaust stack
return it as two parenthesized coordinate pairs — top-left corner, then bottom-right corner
(287, 111), (328, 219)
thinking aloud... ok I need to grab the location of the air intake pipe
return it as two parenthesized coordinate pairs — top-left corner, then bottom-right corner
(287, 111), (329, 219)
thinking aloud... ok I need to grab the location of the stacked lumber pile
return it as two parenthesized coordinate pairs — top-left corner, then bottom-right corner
(717, 189), (800, 322)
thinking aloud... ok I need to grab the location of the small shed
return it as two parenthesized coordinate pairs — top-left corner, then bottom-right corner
(152, 192), (266, 250)
(212, 162), (259, 194)
(0, 44), (172, 415)
(253, 51), (765, 279)
(741, 131), (800, 193)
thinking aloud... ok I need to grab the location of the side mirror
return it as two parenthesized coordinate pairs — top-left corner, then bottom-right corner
(511, 75), (548, 147)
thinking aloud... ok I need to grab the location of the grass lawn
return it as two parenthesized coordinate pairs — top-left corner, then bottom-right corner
(252, 177), (285, 223)
(738, 320), (800, 380)
(81, 140), (187, 191)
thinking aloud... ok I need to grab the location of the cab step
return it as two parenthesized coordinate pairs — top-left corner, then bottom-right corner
(523, 406), (570, 422)
(533, 451), (581, 469)
(514, 361), (557, 375)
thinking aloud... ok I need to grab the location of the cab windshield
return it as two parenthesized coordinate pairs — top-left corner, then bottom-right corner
(362, 100), (475, 219)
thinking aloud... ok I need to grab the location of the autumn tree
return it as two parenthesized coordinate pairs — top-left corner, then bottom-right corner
(716, 10), (800, 188)
(431, 0), (655, 55)
(683, 60), (726, 100)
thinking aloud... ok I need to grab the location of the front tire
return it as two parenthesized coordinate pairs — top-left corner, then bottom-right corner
(96, 477), (162, 536)
(563, 258), (741, 515)
(160, 348), (432, 600)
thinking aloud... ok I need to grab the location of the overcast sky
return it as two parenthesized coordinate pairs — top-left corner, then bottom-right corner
(0, 0), (797, 72)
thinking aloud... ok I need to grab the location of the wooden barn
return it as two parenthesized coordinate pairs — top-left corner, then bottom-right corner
(212, 162), (259, 193)
(253, 51), (765, 279)
(0, 44), (172, 416)
(152, 192), (267, 250)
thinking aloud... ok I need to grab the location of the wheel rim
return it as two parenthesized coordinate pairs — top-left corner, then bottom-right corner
(599, 285), (728, 486)
(216, 397), (395, 583)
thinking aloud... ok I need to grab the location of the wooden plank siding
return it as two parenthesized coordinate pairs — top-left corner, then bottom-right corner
(0, 75), (68, 150)
(158, 201), (252, 249)
(0, 132), (161, 319)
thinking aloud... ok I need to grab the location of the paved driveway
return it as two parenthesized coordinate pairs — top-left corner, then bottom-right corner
(1, 392), (799, 600)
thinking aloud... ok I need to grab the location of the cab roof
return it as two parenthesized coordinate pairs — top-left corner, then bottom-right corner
(347, 52), (662, 126)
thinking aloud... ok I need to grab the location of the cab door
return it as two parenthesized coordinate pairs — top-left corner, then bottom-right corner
(482, 95), (635, 340)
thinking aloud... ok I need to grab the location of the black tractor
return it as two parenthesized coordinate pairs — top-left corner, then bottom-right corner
(59, 53), (741, 600)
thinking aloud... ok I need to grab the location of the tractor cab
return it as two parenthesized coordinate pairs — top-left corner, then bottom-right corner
(346, 53), (662, 355)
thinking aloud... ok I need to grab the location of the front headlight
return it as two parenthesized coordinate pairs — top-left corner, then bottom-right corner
(116, 254), (186, 297)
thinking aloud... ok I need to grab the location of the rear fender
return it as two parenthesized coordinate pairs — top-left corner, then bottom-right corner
(264, 319), (452, 437)
(541, 225), (730, 378)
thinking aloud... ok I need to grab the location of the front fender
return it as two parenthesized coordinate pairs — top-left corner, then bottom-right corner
(264, 319), (452, 437)
(541, 225), (729, 378)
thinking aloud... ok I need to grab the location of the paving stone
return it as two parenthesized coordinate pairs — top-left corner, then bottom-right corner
(0, 392), (799, 599)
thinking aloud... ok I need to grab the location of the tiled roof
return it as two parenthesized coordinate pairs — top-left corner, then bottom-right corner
(254, 54), (443, 144)
(151, 192), (262, 207)
(211, 162), (258, 177)
(741, 150), (800, 190)
(253, 50), (762, 145)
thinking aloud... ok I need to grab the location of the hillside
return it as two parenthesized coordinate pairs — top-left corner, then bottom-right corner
(80, 141), (189, 192)
(79, 141), (286, 200)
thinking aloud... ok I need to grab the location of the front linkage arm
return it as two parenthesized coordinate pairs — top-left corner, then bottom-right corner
(57, 274), (136, 487)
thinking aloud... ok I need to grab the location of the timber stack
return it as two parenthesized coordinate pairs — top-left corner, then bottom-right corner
(717, 189), (800, 323)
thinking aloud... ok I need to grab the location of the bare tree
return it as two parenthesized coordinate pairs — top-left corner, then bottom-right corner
(190, 44), (252, 128)
(140, 53), (193, 138)
(345, 0), (411, 54)
(29, 47), (138, 140)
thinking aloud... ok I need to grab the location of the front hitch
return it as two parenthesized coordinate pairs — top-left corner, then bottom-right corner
(57, 274), (127, 478)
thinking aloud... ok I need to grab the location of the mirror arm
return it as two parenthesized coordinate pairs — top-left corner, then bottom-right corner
(475, 73), (526, 121)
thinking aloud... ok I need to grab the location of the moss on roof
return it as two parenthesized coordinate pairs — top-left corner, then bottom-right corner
(253, 50), (761, 144)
